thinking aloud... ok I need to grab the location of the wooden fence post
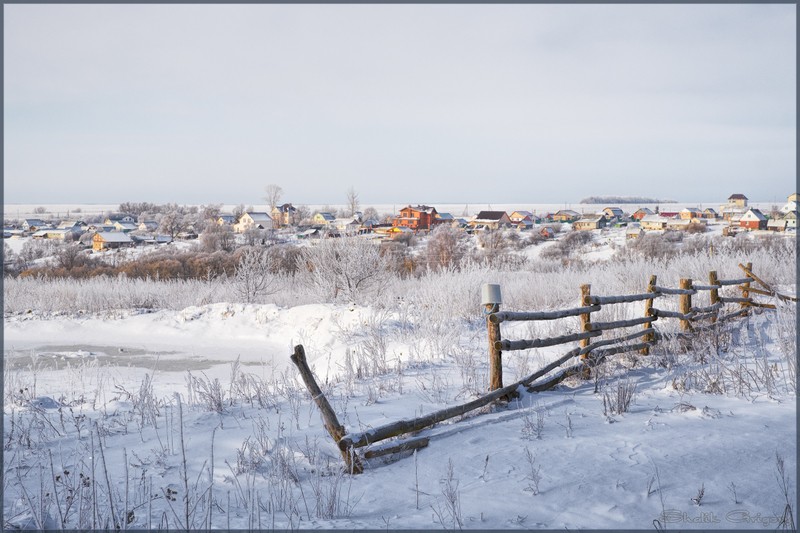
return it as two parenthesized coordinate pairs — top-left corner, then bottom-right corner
(679, 278), (693, 332)
(579, 284), (592, 378)
(740, 262), (752, 313)
(708, 271), (720, 324)
(641, 275), (657, 355)
(290, 345), (363, 474)
(482, 284), (503, 391)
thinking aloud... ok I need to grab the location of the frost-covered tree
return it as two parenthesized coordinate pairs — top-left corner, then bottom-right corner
(426, 224), (467, 271)
(346, 187), (360, 217)
(264, 184), (283, 213)
(233, 247), (277, 303)
(297, 236), (391, 303)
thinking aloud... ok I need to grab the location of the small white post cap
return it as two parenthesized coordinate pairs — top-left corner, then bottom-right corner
(481, 283), (502, 306)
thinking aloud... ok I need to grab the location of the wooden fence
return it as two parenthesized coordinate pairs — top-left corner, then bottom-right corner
(291, 263), (795, 473)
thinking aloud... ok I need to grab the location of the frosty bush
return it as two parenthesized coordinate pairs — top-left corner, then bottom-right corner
(296, 237), (392, 304)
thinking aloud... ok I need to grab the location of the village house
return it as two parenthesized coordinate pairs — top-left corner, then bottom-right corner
(509, 210), (533, 223)
(679, 208), (703, 221)
(667, 218), (693, 231)
(601, 207), (624, 221)
(333, 218), (362, 235)
(720, 194), (749, 221)
(392, 205), (441, 231)
(31, 228), (73, 240)
(631, 208), (654, 221)
(234, 212), (273, 233)
(552, 209), (581, 222)
(539, 226), (555, 239)
(114, 221), (138, 233)
(739, 208), (767, 230)
(783, 210), (797, 229)
(515, 219), (534, 231)
(727, 194), (749, 208)
(702, 208), (718, 219)
(573, 216), (606, 231)
(312, 212), (336, 225)
(217, 215), (236, 226)
(22, 218), (50, 232)
(766, 218), (787, 232)
(92, 231), (134, 252)
(470, 211), (512, 231)
(639, 214), (670, 231)
(626, 223), (643, 239)
(781, 193), (798, 214)
(271, 203), (298, 227)
(436, 212), (455, 223)
(104, 214), (136, 225)
(138, 220), (159, 232)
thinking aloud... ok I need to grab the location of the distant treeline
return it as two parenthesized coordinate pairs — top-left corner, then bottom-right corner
(579, 196), (677, 204)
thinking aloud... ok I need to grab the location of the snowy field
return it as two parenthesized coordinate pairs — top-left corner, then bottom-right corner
(3, 222), (797, 530)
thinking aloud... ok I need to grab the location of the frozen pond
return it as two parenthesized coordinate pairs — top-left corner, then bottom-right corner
(4, 344), (248, 372)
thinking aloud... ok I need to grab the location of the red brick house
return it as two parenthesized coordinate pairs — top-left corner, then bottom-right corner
(631, 208), (654, 221)
(739, 208), (767, 230)
(392, 205), (441, 230)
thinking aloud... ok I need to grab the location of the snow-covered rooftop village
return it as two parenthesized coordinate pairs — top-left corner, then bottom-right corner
(3, 190), (796, 531)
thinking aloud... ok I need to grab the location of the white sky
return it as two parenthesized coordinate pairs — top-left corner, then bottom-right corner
(3, 4), (797, 205)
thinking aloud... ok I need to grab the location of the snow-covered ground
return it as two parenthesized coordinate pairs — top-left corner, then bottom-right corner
(3, 220), (796, 530)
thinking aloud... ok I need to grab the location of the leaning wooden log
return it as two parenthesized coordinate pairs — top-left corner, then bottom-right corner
(290, 345), (363, 474)
(341, 342), (598, 450)
(489, 305), (600, 323)
(720, 297), (753, 304)
(739, 286), (775, 297)
(746, 301), (777, 310)
(736, 285), (796, 301)
(738, 263), (772, 292)
(589, 293), (660, 305)
(339, 380), (526, 450)
(718, 308), (750, 322)
(497, 330), (601, 351)
(589, 316), (656, 331)
(363, 437), (430, 459)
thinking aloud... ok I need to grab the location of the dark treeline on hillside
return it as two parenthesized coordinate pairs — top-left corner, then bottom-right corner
(579, 196), (677, 204)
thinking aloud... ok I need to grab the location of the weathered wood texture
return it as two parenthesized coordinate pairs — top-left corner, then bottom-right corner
(497, 330), (601, 351)
(708, 271), (720, 325)
(290, 345), (363, 473)
(362, 437), (430, 459)
(740, 262), (752, 312)
(654, 286), (696, 295)
(679, 279), (693, 332)
(641, 275), (657, 355)
(490, 305), (600, 323)
(486, 303), (503, 391)
(579, 284), (592, 352)
(589, 293), (659, 305)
